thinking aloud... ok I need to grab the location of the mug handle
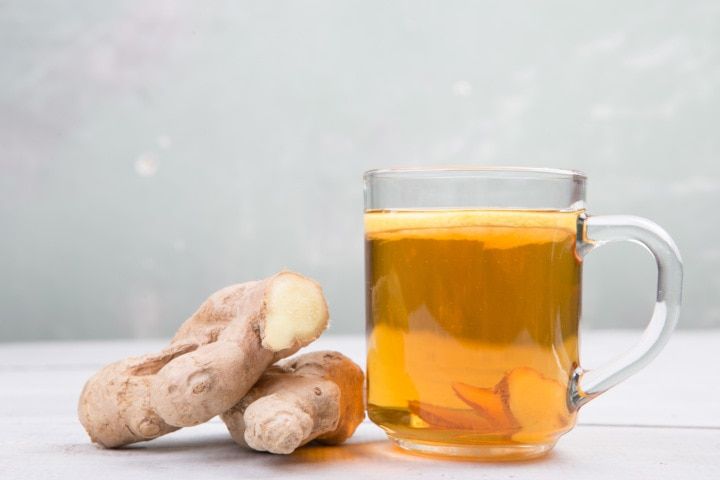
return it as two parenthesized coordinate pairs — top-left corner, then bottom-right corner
(570, 214), (683, 409)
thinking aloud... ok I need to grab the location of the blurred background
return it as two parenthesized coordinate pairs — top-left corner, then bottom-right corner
(1, 1), (718, 341)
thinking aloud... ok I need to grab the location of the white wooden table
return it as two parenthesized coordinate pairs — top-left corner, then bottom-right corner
(1, 331), (718, 479)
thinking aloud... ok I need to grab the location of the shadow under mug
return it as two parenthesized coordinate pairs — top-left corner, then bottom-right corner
(363, 167), (682, 460)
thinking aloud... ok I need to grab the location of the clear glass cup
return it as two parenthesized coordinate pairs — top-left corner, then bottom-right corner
(363, 167), (682, 460)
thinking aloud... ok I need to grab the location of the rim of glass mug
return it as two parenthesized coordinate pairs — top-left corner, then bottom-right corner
(363, 166), (587, 211)
(364, 166), (587, 180)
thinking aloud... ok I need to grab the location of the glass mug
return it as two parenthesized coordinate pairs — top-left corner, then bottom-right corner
(364, 167), (682, 460)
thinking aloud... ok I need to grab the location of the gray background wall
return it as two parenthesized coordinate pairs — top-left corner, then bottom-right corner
(2, 1), (719, 341)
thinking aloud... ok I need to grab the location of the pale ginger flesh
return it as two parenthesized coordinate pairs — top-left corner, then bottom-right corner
(221, 350), (365, 454)
(78, 271), (329, 448)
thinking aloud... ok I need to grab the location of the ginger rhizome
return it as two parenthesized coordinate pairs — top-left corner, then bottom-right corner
(410, 367), (571, 442)
(408, 401), (497, 432)
(497, 367), (570, 442)
(452, 382), (518, 432)
(222, 350), (365, 454)
(78, 271), (329, 448)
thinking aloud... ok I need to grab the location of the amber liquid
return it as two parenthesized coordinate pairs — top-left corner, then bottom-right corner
(365, 209), (582, 449)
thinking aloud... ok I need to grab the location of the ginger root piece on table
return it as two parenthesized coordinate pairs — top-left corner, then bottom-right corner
(78, 271), (329, 448)
(221, 350), (365, 454)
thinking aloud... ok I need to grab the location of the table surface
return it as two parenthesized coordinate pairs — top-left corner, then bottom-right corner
(1, 331), (718, 480)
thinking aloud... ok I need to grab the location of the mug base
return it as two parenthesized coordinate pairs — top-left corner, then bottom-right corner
(390, 436), (556, 461)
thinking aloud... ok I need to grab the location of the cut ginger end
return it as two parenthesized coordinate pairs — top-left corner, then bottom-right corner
(407, 401), (509, 433)
(498, 367), (571, 442)
(451, 382), (518, 431)
(261, 272), (329, 351)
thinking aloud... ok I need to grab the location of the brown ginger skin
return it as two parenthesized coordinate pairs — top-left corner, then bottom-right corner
(221, 350), (365, 454)
(78, 271), (329, 448)
(78, 346), (190, 447)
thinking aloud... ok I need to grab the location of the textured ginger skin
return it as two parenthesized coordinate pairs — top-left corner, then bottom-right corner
(221, 351), (365, 454)
(78, 271), (329, 448)
(78, 346), (189, 447)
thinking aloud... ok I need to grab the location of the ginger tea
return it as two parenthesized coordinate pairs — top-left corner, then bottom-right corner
(365, 209), (582, 449)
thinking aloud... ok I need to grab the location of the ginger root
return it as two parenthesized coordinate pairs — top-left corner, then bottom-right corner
(497, 367), (570, 443)
(221, 351), (364, 454)
(408, 400), (497, 432)
(446, 367), (571, 442)
(452, 382), (519, 432)
(78, 271), (329, 448)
